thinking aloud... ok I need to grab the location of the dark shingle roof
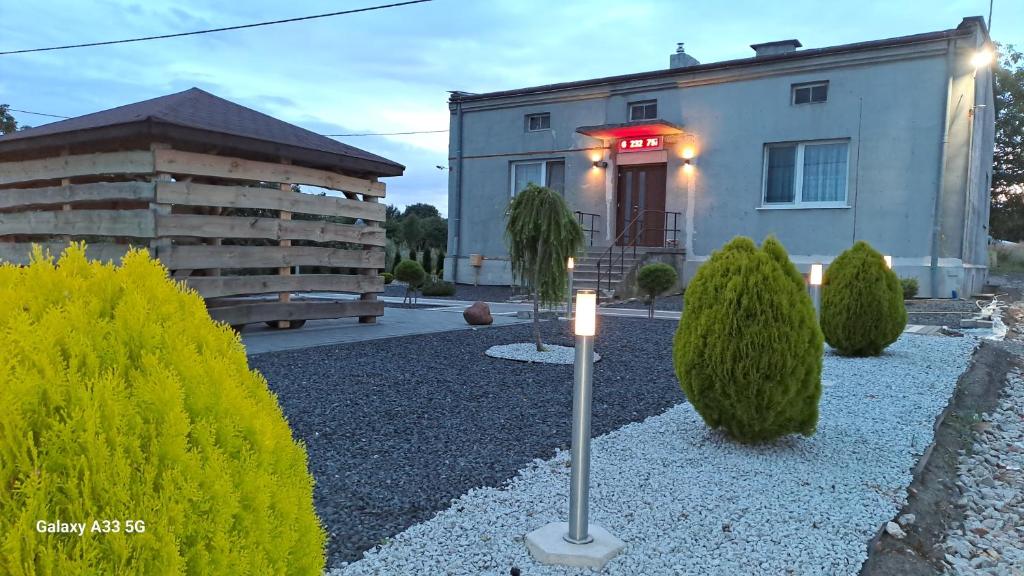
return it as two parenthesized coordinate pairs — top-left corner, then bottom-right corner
(0, 88), (404, 176)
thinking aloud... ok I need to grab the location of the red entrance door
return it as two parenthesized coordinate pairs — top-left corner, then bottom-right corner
(615, 164), (667, 246)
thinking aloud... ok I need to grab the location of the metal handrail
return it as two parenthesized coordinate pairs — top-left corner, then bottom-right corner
(574, 211), (601, 246)
(596, 210), (681, 296)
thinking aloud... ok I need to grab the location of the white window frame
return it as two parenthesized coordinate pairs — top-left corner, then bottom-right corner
(628, 100), (657, 121)
(792, 81), (829, 105)
(760, 139), (850, 209)
(525, 113), (550, 132)
(510, 159), (564, 196)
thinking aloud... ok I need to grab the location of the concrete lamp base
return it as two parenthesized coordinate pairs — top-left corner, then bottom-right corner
(525, 522), (625, 569)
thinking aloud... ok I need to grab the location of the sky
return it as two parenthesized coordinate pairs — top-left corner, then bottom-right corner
(1, 0), (1021, 216)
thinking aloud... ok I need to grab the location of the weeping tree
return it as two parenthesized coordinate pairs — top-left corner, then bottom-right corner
(506, 183), (585, 351)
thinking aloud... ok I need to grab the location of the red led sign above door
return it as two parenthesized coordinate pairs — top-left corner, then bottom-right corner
(618, 136), (663, 153)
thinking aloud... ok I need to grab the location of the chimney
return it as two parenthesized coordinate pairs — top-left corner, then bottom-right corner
(669, 43), (700, 69)
(750, 39), (802, 57)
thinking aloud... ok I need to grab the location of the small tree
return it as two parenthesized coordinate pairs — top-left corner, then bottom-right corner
(506, 184), (584, 351)
(673, 236), (823, 444)
(820, 241), (906, 356)
(637, 262), (678, 318)
(394, 260), (426, 306)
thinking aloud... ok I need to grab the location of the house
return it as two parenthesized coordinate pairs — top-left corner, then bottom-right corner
(444, 17), (995, 298)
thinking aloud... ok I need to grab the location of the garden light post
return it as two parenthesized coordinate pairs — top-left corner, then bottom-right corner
(883, 255), (893, 269)
(566, 257), (575, 320)
(809, 264), (823, 319)
(525, 289), (624, 569)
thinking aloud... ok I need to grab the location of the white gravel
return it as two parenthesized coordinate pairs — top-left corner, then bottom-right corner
(486, 343), (602, 365)
(331, 335), (976, 576)
(941, 368), (1024, 575)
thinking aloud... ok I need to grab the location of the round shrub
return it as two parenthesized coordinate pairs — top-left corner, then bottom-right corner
(637, 262), (678, 299)
(393, 259), (425, 288)
(821, 241), (907, 356)
(673, 236), (823, 444)
(382, 272), (394, 284)
(0, 245), (325, 574)
(421, 280), (456, 296)
(900, 277), (919, 300)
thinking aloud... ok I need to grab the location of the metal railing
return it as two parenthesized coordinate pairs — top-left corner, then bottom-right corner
(574, 211), (600, 247)
(596, 210), (681, 296)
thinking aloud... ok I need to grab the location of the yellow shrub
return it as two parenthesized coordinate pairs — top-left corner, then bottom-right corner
(0, 245), (325, 575)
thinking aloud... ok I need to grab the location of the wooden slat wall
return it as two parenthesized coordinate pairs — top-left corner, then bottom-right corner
(0, 242), (146, 265)
(0, 146), (389, 326)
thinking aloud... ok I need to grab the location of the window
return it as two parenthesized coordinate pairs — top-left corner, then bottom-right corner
(792, 81), (828, 104)
(511, 159), (565, 196)
(526, 113), (550, 131)
(629, 100), (658, 121)
(763, 140), (849, 206)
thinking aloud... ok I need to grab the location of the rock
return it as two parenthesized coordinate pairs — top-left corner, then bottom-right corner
(885, 521), (907, 539)
(898, 514), (916, 527)
(463, 301), (493, 325)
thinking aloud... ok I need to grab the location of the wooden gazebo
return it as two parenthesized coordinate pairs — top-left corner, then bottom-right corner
(0, 87), (403, 328)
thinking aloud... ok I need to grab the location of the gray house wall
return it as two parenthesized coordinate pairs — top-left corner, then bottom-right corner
(445, 19), (994, 297)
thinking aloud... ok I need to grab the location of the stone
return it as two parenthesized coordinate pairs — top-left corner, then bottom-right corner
(463, 301), (493, 325)
(898, 514), (916, 527)
(885, 521), (907, 539)
(525, 522), (625, 570)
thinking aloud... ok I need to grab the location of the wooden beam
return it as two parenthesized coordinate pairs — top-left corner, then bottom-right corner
(163, 245), (384, 270)
(153, 149), (386, 197)
(207, 299), (383, 325)
(0, 210), (155, 237)
(155, 214), (386, 245)
(0, 241), (146, 265)
(184, 273), (383, 298)
(0, 151), (155, 186)
(0, 181), (156, 210)
(154, 180), (385, 221)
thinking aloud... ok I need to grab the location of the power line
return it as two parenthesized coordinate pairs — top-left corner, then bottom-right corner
(7, 108), (72, 119)
(0, 0), (432, 56)
(6, 105), (447, 137)
(326, 129), (448, 136)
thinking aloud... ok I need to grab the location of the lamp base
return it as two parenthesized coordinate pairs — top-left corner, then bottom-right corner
(525, 522), (625, 569)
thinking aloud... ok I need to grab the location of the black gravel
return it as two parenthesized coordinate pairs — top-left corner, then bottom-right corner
(383, 283), (515, 302)
(604, 293), (685, 312)
(250, 316), (684, 569)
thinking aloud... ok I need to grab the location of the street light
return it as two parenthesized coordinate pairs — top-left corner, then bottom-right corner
(525, 289), (624, 569)
(809, 263), (823, 320)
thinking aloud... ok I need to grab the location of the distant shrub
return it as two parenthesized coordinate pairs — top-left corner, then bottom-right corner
(637, 262), (677, 317)
(391, 250), (401, 272)
(394, 259), (425, 287)
(0, 244), (325, 575)
(383, 272), (394, 284)
(407, 247), (417, 265)
(821, 241), (907, 356)
(421, 280), (456, 296)
(437, 251), (445, 276)
(900, 277), (919, 300)
(673, 236), (823, 444)
(421, 249), (433, 277)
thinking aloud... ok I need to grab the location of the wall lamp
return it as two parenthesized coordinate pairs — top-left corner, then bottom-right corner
(971, 48), (994, 69)
(682, 158), (694, 174)
(592, 161), (608, 169)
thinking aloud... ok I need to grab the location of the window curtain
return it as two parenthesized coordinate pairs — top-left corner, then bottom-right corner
(513, 162), (542, 195)
(765, 145), (796, 203)
(802, 143), (848, 202)
(545, 161), (565, 195)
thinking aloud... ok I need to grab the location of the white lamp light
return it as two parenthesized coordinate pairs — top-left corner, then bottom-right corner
(567, 257), (575, 270)
(971, 48), (994, 69)
(883, 255), (893, 269)
(809, 263), (823, 286)
(575, 290), (596, 337)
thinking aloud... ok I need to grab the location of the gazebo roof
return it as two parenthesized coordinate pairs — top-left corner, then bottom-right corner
(0, 88), (404, 176)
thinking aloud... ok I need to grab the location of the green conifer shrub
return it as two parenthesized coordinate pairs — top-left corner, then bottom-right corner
(900, 277), (919, 300)
(421, 249), (433, 277)
(437, 252), (445, 276)
(407, 247), (417, 265)
(673, 236), (823, 444)
(421, 280), (456, 296)
(394, 259), (426, 305)
(637, 262), (678, 318)
(383, 272), (394, 284)
(391, 250), (401, 272)
(820, 241), (907, 356)
(0, 244), (325, 575)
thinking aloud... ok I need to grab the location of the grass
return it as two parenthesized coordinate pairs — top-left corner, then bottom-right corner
(990, 243), (1024, 274)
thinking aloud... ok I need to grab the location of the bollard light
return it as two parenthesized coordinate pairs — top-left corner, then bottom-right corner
(525, 288), (624, 568)
(567, 257), (574, 270)
(574, 290), (596, 336)
(883, 255), (893, 269)
(809, 263), (823, 286)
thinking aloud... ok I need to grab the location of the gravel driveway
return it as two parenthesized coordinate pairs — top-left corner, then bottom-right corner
(250, 316), (684, 568)
(330, 334), (977, 576)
